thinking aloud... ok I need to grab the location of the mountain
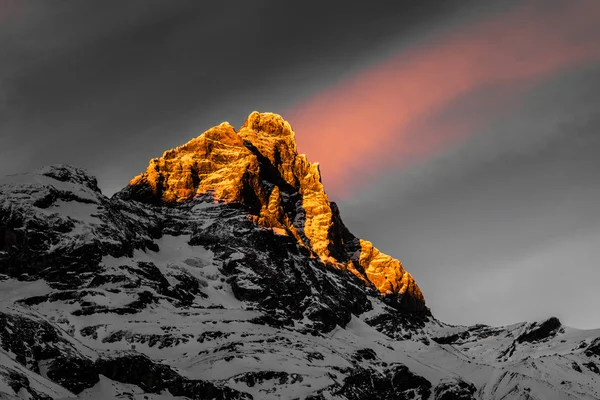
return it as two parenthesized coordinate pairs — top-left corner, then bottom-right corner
(0, 112), (599, 400)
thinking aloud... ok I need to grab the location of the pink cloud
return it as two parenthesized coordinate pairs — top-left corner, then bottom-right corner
(286, 0), (600, 199)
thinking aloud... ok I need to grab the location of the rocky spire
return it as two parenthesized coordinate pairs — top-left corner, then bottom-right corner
(122, 112), (427, 312)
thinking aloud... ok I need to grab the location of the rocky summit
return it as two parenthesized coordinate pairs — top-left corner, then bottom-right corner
(123, 112), (425, 310)
(1, 112), (599, 400)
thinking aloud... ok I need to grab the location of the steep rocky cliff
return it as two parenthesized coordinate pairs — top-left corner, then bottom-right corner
(123, 112), (425, 311)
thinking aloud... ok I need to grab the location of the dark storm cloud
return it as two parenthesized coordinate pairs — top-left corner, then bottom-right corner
(0, 0), (484, 194)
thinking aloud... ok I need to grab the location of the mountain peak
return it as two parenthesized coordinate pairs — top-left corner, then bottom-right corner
(242, 111), (295, 138)
(120, 112), (426, 311)
(39, 164), (100, 192)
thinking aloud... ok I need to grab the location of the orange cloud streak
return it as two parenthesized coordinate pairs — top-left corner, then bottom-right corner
(286, 0), (600, 199)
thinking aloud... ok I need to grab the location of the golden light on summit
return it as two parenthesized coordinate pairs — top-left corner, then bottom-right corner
(126, 112), (426, 310)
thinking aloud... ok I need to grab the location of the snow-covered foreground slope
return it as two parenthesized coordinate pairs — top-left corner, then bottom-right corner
(1, 161), (599, 400)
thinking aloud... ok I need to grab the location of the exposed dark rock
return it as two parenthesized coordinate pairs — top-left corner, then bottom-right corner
(102, 330), (190, 349)
(432, 332), (470, 345)
(333, 364), (432, 400)
(584, 361), (600, 374)
(39, 165), (101, 193)
(434, 378), (476, 400)
(70, 290), (157, 316)
(497, 343), (517, 361)
(516, 317), (562, 344)
(95, 354), (250, 399)
(433, 325), (502, 345)
(352, 348), (378, 362)
(305, 351), (325, 362)
(364, 308), (430, 340)
(0, 312), (69, 373)
(585, 338), (600, 358)
(0, 368), (52, 400)
(95, 354), (178, 393)
(232, 371), (302, 387)
(197, 331), (232, 343)
(79, 325), (106, 340)
(204, 212), (373, 334)
(46, 356), (99, 394)
(169, 379), (252, 400)
(248, 313), (292, 329)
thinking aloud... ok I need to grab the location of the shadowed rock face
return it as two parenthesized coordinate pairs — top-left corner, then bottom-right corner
(434, 378), (476, 400)
(517, 317), (563, 344)
(586, 337), (600, 358)
(121, 111), (427, 312)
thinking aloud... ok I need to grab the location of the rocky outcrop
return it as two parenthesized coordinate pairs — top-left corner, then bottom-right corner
(121, 111), (427, 312)
(0, 165), (160, 289)
(434, 378), (476, 400)
(0, 368), (54, 400)
(432, 324), (503, 345)
(332, 364), (432, 400)
(516, 317), (563, 344)
(96, 354), (250, 399)
(585, 337), (600, 358)
(584, 361), (600, 374)
(126, 122), (256, 205)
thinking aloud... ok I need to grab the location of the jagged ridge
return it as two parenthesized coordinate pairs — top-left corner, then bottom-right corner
(121, 111), (426, 312)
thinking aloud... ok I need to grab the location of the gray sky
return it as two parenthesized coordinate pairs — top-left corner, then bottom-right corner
(0, 1), (485, 192)
(1, 1), (599, 329)
(339, 67), (600, 329)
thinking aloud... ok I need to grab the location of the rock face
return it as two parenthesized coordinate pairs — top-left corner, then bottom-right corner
(124, 112), (426, 311)
(516, 317), (563, 344)
(434, 378), (476, 400)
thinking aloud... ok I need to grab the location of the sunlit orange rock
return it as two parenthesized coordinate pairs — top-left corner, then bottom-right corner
(358, 239), (426, 309)
(239, 112), (335, 261)
(128, 122), (259, 204)
(125, 112), (427, 312)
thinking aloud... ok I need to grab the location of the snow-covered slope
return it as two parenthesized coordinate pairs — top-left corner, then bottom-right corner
(1, 114), (599, 399)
